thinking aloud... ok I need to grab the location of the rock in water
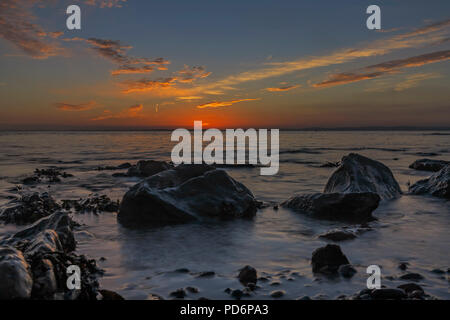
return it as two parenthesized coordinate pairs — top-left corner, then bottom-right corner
(409, 159), (449, 172)
(282, 192), (379, 223)
(409, 165), (450, 199)
(0, 246), (33, 299)
(324, 153), (402, 200)
(319, 229), (357, 241)
(370, 288), (406, 300)
(118, 164), (257, 227)
(311, 244), (350, 274)
(126, 160), (173, 177)
(238, 265), (257, 285)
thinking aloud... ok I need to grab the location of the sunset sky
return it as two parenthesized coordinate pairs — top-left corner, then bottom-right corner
(0, 0), (449, 129)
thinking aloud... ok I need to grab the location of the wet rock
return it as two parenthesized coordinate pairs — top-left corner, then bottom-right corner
(170, 288), (186, 299)
(127, 160), (173, 177)
(22, 168), (73, 185)
(319, 229), (357, 241)
(319, 161), (340, 168)
(399, 273), (424, 281)
(398, 262), (409, 271)
(31, 258), (57, 298)
(97, 163), (132, 171)
(338, 264), (357, 278)
(258, 276), (269, 282)
(0, 192), (60, 225)
(224, 288), (232, 294)
(186, 286), (199, 293)
(297, 296), (311, 300)
(99, 289), (125, 300)
(0, 246), (33, 299)
(282, 192), (379, 223)
(397, 283), (424, 294)
(174, 268), (190, 273)
(118, 164), (258, 227)
(231, 289), (243, 299)
(197, 271), (215, 278)
(409, 159), (449, 172)
(238, 265), (257, 285)
(147, 293), (164, 300)
(370, 288), (407, 300)
(313, 294), (329, 300)
(311, 244), (350, 274)
(270, 281), (281, 286)
(246, 283), (257, 291)
(270, 290), (285, 298)
(61, 194), (119, 213)
(324, 153), (402, 200)
(409, 165), (450, 199)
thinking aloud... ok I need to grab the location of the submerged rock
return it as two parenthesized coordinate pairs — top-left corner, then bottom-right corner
(99, 289), (125, 300)
(311, 244), (350, 274)
(0, 246), (33, 299)
(22, 168), (73, 185)
(282, 192), (379, 223)
(118, 164), (257, 227)
(61, 194), (119, 213)
(238, 265), (257, 285)
(97, 163), (132, 171)
(371, 288), (407, 300)
(0, 192), (60, 225)
(409, 159), (449, 172)
(338, 264), (357, 278)
(126, 160), (173, 177)
(409, 165), (450, 199)
(324, 153), (402, 200)
(397, 283), (424, 294)
(318, 229), (357, 241)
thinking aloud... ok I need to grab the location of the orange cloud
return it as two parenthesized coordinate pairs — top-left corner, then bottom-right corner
(91, 104), (144, 121)
(84, 0), (128, 8)
(196, 98), (260, 109)
(265, 84), (301, 92)
(55, 101), (96, 111)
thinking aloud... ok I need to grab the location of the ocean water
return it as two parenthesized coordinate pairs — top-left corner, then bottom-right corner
(0, 130), (449, 299)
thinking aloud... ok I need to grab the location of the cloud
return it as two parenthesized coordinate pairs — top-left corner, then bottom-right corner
(0, 0), (66, 59)
(91, 104), (144, 120)
(265, 84), (301, 92)
(55, 101), (96, 111)
(394, 73), (441, 91)
(111, 65), (156, 75)
(196, 98), (259, 109)
(176, 96), (204, 101)
(314, 50), (450, 88)
(121, 78), (176, 93)
(176, 65), (211, 83)
(84, 0), (128, 8)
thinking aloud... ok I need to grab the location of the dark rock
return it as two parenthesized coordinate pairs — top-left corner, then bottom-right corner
(238, 265), (257, 285)
(169, 288), (186, 299)
(270, 281), (281, 286)
(197, 271), (215, 278)
(127, 160), (173, 177)
(174, 268), (190, 273)
(0, 246), (33, 299)
(370, 288), (407, 300)
(186, 286), (199, 293)
(319, 161), (340, 168)
(282, 192), (379, 223)
(112, 172), (128, 178)
(431, 268), (445, 274)
(324, 153), (402, 200)
(398, 262), (409, 271)
(409, 159), (449, 172)
(0, 192), (60, 225)
(399, 273), (424, 281)
(61, 194), (119, 213)
(99, 289), (125, 300)
(270, 290), (285, 298)
(22, 168), (73, 185)
(319, 229), (357, 241)
(409, 290), (425, 299)
(246, 283), (257, 291)
(97, 163), (132, 171)
(311, 244), (350, 274)
(338, 264), (357, 278)
(231, 289), (243, 299)
(224, 288), (232, 294)
(397, 283), (424, 294)
(147, 293), (164, 300)
(297, 296), (311, 300)
(409, 165), (450, 199)
(118, 164), (257, 227)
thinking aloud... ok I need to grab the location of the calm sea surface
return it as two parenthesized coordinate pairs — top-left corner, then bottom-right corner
(0, 131), (449, 299)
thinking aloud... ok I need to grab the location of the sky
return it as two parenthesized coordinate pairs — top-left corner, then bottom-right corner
(0, 0), (449, 129)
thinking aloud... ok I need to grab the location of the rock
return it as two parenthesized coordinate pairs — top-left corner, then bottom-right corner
(370, 288), (407, 300)
(297, 296), (311, 300)
(431, 268), (445, 274)
(238, 265), (257, 285)
(338, 264), (357, 278)
(61, 194), (119, 213)
(99, 289), (125, 300)
(311, 244), (350, 274)
(118, 164), (258, 227)
(231, 289), (243, 299)
(186, 286), (199, 293)
(324, 153), (402, 200)
(319, 161), (340, 168)
(398, 262), (409, 271)
(0, 192), (60, 225)
(31, 258), (57, 298)
(319, 229), (357, 241)
(97, 163), (131, 171)
(409, 165), (450, 199)
(147, 293), (164, 300)
(399, 273), (424, 281)
(174, 268), (190, 273)
(397, 283), (424, 294)
(313, 294), (329, 300)
(270, 290), (285, 298)
(409, 159), (449, 172)
(127, 160), (173, 177)
(282, 192), (379, 223)
(22, 168), (73, 185)
(169, 288), (186, 299)
(197, 271), (215, 278)
(0, 246), (33, 299)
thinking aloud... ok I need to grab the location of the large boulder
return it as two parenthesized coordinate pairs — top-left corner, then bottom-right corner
(324, 153), (401, 200)
(126, 160), (173, 177)
(0, 192), (60, 225)
(409, 165), (450, 199)
(409, 159), (449, 172)
(0, 246), (33, 299)
(281, 192), (379, 223)
(118, 164), (258, 227)
(311, 244), (350, 274)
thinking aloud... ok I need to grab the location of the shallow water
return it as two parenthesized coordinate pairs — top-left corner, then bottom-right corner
(0, 131), (449, 299)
